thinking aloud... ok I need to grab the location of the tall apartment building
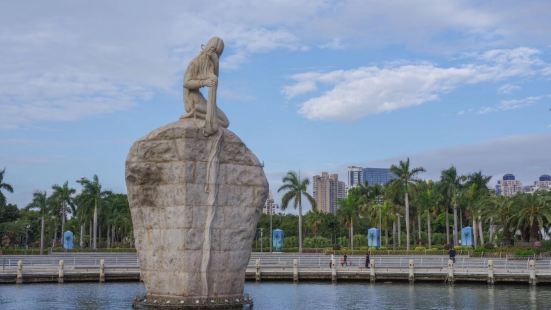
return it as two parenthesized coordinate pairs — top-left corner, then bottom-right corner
(263, 192), (281, 215)
(496, 174), (523, 196)
(313, 172), (345, 214)
(347, 166), (397, 188)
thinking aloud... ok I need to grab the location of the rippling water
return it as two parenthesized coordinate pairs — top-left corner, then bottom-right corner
(0, 281), (549, 309)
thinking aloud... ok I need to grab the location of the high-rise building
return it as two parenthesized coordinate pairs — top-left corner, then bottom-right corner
(313, 172), (346, 214)
(496, 174), (522, 196)
(363, 167), (397, 186)
(263, 192), (281, 215)
(347, 166), (364, 188)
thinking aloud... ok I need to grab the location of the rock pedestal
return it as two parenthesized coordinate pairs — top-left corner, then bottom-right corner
(126, 119), (268, 302)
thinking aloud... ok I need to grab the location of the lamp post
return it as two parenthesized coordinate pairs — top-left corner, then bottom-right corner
(269, 204), (273, 253)
(260, 228), (263, 253)
(25, 224), (30, 250)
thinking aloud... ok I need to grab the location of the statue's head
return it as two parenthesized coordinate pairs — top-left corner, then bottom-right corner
(203, 37), (224, 57)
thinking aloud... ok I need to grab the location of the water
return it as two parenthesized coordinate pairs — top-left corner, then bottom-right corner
(0, 282), (549, 309)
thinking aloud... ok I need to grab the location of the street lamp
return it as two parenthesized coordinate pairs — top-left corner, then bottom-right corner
(25, 224), (31, 250)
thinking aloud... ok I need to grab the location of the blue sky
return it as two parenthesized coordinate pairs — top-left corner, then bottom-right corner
(1, 1), (550, 212)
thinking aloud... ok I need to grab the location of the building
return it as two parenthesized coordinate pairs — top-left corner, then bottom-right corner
(534, 174), (551, 191)
(313, 172), (346, 214)
(496, 174), (522, 196)
(263, 192), (281, 215)
(363, 167), (397, 186)
(347, 166), (397, 189)
(347, 166), (364, 188)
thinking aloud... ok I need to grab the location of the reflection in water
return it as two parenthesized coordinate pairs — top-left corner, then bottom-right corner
(0, 282), (550, 310)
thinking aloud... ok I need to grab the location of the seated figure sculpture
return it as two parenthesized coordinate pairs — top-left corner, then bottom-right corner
(181, 36), (229, 136)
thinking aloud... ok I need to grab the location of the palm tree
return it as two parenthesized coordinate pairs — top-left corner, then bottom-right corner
(465, 171), (491, 247)
(415, 180), (439, 249)
(77, 175), (110, 249)
(26, 191), (48, 254)
(481, 195), (515, 246)
(440, 166), (464, 246)
(514, 192), (551, 243)
(277, 171), (316, 253)
(337, 195), (360, 250)
(0, 168), (14, 207)
(51, 181), (76, 245)
(304, 210), (324, 236)
(389, 158), (425, 250)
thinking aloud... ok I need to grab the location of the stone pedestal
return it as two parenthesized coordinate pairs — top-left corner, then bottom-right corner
(126, 119), (268, 302)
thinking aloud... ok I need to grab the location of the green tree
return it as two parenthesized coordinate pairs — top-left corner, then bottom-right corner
(304, 210), (324, 237)
(51, 181), (76, 245)
(0, 168), (14, 207)
(337, 194), (361, 250)
(389, 158), (425, 250)
(464, 171), (491, 247)
(440, 166), (464, 246)
(77, 175), (110, 249)
(26, 191), (48, 254)
(514, 192), (551, 242)
(278, 171), (316, 253)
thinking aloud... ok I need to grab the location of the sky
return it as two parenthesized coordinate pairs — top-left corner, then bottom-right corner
(1, 1), (550, 213)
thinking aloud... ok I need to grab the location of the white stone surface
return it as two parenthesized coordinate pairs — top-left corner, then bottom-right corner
(126, 118), (268, 298)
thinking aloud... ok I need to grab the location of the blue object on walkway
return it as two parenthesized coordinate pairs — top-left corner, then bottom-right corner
(63, 231), (74, 250)
(272, 229), (284, 252)
(461, 227), (473, 247)
(368, 228), (380, 248)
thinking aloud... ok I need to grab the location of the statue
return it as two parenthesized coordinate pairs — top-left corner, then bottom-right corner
(126, 36), (268, 308)
(181, 36), (229, 136)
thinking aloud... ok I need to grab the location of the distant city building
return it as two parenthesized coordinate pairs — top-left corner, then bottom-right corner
(313, 172), (346, 214)
(346, 166), (397, 189)
(263, 192), (281, 215)
(363, 167), (397, 186)
(347, 166), (364, 188)
(534, 174), (551, 192)
(496, 174), (523, 196)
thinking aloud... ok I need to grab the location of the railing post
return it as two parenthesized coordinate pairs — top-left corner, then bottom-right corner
(16, 260), (23, 284)
(58, 260), (64, 283)
(370, 261), (376, 283)
(255, 259), (261, 282)
(293, 259), (298, 282)
(487, 259), (494, 285)
(99, 259), (105, 283)
(529, 259), (536, 286)
(446, 259), (454, 284)
(408, 259), (415, 283)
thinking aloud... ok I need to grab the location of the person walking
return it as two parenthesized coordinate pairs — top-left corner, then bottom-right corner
(365, 253), (370, 268)
(343, 254), (348, 266)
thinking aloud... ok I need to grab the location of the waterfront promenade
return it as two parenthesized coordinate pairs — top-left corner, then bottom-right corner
(1, 252), (551, 285)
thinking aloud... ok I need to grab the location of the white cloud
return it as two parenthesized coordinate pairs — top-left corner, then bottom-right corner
(473, 95), (547, 114)
(285, 47), (548, 120)
(497, 83), (521, 94)
(2, 1), (551, 128)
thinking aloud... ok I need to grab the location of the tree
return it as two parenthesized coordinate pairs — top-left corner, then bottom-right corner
(389, 158), (425, 250)
(337, 194), (360, 250)
(304, 210), (324, 236)
(440, 166), (464, 246)
(77, 175), (110, 249)
(414, 180), (439, 249)
(51, 181), (76, 245)
(0, 168), (14, 207)
(26, 191), (48, 254)
(465, 171), (491, 247)
(514, 192), (551, 243)
(277, 171), (316, 253)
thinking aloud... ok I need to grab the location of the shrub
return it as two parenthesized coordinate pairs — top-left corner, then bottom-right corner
(515, 248), (535, 257)
(304, 236), (331, 248)
(284, 236), (298, 248)
(414, 246), (426, 251)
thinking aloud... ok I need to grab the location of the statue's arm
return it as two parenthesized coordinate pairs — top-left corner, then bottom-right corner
(184, 78), (203, 90)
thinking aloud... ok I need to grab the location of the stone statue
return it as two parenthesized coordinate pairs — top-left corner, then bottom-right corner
(181, 36), (229, 136)
(126, 36), (268, 308)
